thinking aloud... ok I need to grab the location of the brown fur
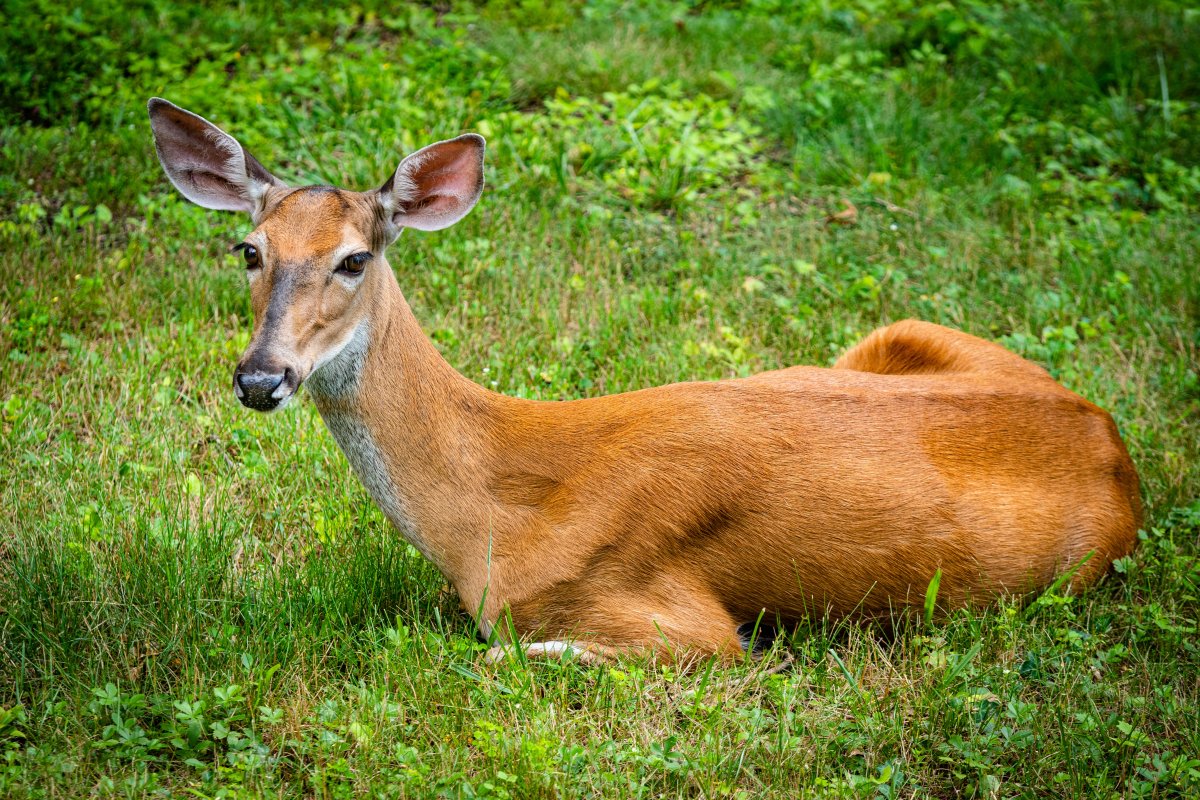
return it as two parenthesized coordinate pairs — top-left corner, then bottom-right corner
(147, 104), (1142, 662)
(304, 253), (1141, 660)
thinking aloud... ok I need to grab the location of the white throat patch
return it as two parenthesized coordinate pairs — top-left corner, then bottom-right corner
(306, 322), (370, 399)
(306, 323), (433, 563)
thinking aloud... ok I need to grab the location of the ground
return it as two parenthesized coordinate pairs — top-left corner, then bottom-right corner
(1, 1), (1198, 797)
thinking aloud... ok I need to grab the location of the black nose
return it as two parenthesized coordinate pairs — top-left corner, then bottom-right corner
(234, 370), (288, 411)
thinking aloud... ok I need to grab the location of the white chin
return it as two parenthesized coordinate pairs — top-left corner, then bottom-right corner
(265, 392), (296, 413)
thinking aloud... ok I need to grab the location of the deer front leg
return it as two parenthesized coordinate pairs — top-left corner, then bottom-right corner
(485, 587), (746, 666)
(484, 640), (622, 665)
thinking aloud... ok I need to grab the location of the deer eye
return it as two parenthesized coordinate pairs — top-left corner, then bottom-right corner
(232, 243), (260, 268)
(339, 252), (371, 275)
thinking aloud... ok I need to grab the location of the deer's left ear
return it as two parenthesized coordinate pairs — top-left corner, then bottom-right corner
(147, 97), (283, 216)
(378, 134), (485, 234)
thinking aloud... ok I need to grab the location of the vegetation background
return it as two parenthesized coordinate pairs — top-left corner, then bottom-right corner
(1, 0), (1197, 797)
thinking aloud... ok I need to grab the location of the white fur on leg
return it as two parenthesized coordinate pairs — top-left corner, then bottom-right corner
(485, 640), (604, 665)
(525, 641), (579, 658)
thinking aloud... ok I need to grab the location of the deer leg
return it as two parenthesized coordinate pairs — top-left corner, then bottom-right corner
(486, 589), (746, 666)
(484, 640), (621, 665)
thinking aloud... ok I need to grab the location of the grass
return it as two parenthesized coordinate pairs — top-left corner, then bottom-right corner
(1, 0), (1198, 797)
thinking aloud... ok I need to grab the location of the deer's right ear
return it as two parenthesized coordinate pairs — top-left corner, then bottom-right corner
(147, 98), (282, 215)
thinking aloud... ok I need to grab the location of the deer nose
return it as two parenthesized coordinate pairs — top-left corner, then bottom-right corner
(234, 369), (290, 411)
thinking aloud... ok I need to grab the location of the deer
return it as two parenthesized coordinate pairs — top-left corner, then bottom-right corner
(147, 98), (1142, 664)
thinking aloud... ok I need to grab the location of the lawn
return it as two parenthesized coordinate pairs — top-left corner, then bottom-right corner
(1, 1), (1198, 797)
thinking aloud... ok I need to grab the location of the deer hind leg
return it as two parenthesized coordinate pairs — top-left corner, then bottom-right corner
(835, 319), (1052, 381)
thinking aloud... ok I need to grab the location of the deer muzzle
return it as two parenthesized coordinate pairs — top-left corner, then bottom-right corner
(234, 363), (298, 411)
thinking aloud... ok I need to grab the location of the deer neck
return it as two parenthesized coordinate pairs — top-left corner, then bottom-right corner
(304, 263), (499, 595)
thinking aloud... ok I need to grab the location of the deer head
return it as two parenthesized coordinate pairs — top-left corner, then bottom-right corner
(147, 98), (485, 411)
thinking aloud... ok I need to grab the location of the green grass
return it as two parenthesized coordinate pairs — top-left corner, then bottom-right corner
(1, 1), (1198, 797)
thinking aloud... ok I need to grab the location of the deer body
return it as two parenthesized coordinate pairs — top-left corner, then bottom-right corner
(302, 257), (1139, 658)
(148, 99), (1141, 661)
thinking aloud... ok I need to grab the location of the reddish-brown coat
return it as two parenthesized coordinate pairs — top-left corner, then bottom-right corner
(330, 269), (1141, 660)
(145, 99), (1141, 661)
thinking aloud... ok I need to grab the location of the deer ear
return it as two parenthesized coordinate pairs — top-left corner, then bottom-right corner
(378, 134), (485, 233)
(147, 97), (282, 215)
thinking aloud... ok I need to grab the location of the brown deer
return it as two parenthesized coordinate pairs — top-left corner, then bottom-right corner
(147, 98), (1142, 663)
